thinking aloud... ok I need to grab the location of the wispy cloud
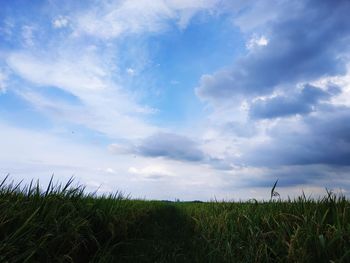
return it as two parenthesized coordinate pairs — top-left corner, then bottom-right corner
(0, 69), (8, 93)
(7, 51), (156, 139)
(21, 25), (36, 47)
(52, 16), (69, 29)
(0, 19), (15, 39)
(74, 0), (221, 39)
(128, 165), (174, 180)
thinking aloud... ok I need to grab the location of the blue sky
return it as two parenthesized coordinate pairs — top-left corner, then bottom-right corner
(1, 0), (350, 200)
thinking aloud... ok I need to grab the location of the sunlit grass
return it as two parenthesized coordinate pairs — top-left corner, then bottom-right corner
(1, 175), (350, 262)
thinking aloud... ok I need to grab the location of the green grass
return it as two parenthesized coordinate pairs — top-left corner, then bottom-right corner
(1, 176), (350, 262)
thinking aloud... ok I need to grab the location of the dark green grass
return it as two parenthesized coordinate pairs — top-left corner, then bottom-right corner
(1, 176), (350, 262)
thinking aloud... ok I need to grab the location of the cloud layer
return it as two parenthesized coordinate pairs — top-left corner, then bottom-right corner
(193, 0), (350, 190)
(249, 84), (338, 119)
(245, 107), (350, 166)
(196, 0), (350, 102)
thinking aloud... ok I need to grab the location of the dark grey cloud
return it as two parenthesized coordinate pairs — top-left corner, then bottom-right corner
(110, 133), (235, 170)
(244, 107), (350, 167)
(196, 0), (350, 102)
(222, 164), (350, 191)
(249, 84), (338, 119)
(136, 132), (205, 162)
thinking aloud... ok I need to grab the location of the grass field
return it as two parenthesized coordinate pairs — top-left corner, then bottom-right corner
(1, 176), (350, 262)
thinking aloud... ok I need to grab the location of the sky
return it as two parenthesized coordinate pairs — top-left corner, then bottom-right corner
(1, 0), (350, 200)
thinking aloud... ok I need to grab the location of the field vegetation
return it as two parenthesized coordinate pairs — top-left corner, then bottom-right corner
(1, 176), (350, 262)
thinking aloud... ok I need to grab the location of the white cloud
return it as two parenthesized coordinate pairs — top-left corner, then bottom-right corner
(126, 67), (135, 76)
(74, 0), (220, 39)
(105, 168), (116, 174)
(246, 35), (269, 51)
(52, 16), (69, 28)
(310, 66), (350, 107)
(128, 165), (174, 179)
